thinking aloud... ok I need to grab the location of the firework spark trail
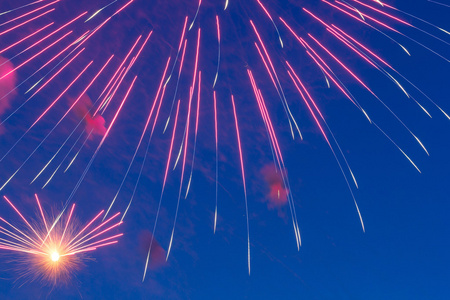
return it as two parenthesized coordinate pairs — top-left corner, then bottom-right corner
(118, 64), (174, 220)
(321, 0), (411, 55)
(292, 9), (434, 157)
(213, 15), (220, 88)
(97, 67), (126, 113)
(0, 12), (89, 119)
(2, 56), (91, 147)
(166, 27), (201, 261)
(231, 95), (251, 275)
(85, 0), (118, 23)
(143, 100), (180, 281)
(64, 129), (93, 173)
(0, 0), (46, 17)
(284, 63), (366, 229)
(250, 20), (301, 140)
(256, 0), (284, 48)
(247, 70), (301, 247)
(0, 61), (93, 191)
(165, 16), (188, 87)
(286, 60), (359, 189)
(0, 47), (85, 127)
(324, 25), (433, 116)
(326, 22), (449, 118)
(50, 76), (138, 236)
(95, 35), (144, 115)
(327, 0), (449, 61)
(428, 0), (450, 8)
(307, 40), (422, 174)
(0, 0), (59, 28)
(65, 212), (121, 252)
(1, 29), (72, 80)
(94, 30), (151, 115)
(213, 91), (218, 234)
(305, 31), (429, 155)
(185, 71), (202, 199)
(303, 43), (422, 174)
(105, 55), (170, 219)
(0, 8), (55, 37)
(0, 9), (83, 67)
(99, 54), (139, 115)
(164, 16), (189, 133)
(246, 73), (278, 174)
(387, 1), (450, 35)
(0, 0), (447, 281)
(0, 22), (53, 55)
(30, 54), (114, 185)
(334, 0), (450, 62)
(189, 0), (202, 31)
(356, 0), (450, 46)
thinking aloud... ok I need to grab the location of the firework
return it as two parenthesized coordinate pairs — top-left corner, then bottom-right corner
(0, 194), (122, 284)
(0, 0), (448, 282)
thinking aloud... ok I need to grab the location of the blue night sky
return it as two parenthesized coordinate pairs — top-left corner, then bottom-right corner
(0, 0), (449, 299)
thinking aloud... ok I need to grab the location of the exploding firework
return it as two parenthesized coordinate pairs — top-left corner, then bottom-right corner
(0, 194), (122, 284)
(0, 0), (448, 281)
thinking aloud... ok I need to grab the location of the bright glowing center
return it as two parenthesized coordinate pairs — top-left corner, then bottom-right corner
(51, 252), (60, 262)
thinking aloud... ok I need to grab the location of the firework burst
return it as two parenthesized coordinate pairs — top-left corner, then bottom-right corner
(0, 0), (448, 282)
(0, 194), (122, 284)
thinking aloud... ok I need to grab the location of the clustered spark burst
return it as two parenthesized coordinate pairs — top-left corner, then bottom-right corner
(0, 194), (122, 284)
(0, 0), (448, 282)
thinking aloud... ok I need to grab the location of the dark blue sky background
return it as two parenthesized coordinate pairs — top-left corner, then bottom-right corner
(0, 0), (449, 299)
